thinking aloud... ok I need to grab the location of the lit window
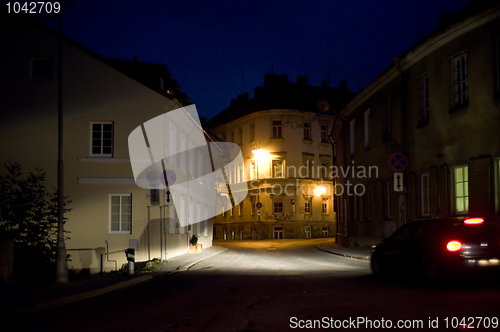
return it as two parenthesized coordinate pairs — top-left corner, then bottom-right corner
(304, 198), (311, 214)
(421, 173), (430, 216)
(272, 160), (283, 178)
(364, 109), (370, 149)
(109, 194), (132, 234)
(30, 58), (51, 80)
(272, 120), (282, 138)
(322, 198), (329, 214)
(451, 53), (468, 107)
(304, 123), (311, 140)
(419, 75), (429, 124)
(91, 122), (113, 157)
(273, 197), (283, 214)
(454, 166), (469, 213)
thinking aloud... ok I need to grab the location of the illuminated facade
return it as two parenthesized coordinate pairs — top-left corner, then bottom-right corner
(206, 74), (352, 239)
(0, 13), (212, 273)
(332, 2), (500, 247)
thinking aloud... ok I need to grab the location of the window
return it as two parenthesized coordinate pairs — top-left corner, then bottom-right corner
(304, 197), (311, 214)
(421, 173), (430, 216)
(239, 201), (243, 216)
(230, 131), (235, 143)
(250, 124), (255, 142)
(322, 198), (329, 214)
(364, 109), (370, 149)
(272, 120), (282, 138)
(454, 166), (469, 213)
(251, 196), (256, 215)
(322, 226), (328, 237)
(273, 197), (283, 214)
(349, 119), (356, 156)
(451, 53), (468, 107)
(321, 125), (328, 142)
(418, 75), (429, 124)
(272, 160), (283, 178)
(30, 58), (51, 79)
(109, 194), (131, 234)
(303, 123), (311, 140)
(91, 122), (113, 156)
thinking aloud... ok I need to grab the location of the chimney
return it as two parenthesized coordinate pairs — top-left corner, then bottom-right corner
(297, 75), (308, 86)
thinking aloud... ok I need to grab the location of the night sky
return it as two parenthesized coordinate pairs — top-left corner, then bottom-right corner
(42, 0), (473, 119)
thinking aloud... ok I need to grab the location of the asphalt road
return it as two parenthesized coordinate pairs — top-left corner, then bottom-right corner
(6, 239), (500, 331)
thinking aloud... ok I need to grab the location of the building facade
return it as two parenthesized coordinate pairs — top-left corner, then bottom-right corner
(0, 13), (213, 273)
(206, 74), (352, 240)
(332, 1), (500, 247)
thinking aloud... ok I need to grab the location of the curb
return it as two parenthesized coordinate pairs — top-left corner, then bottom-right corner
(183, 247), (228, 271)
(16, 274), (153, 315)
(317, 244), (370, 261)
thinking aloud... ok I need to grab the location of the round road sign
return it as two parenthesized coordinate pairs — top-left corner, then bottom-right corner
(388, 153), (408, 172)
(256, 209), (263, 216)
(256, 202), (263, 209)
(161, 169), (176, 186)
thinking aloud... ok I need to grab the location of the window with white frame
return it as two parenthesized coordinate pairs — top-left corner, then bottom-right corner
(454, 165), (469, 213)
(304, 122), (311, 140)
(30, 57), (52, 80)
(272, 120), (282, 138)
(321, 125), (328, 142)
(272, 159), (283, 178)
(419, 75), (429, 123)
(251, 196), (256, 215)
(322, 198), (329, 214)
(350, 119), (356, 156)
(304, 197), (311, 214)
(451, 53), (468, 107)
(273, 197), (283, 214)
(91, 122), (113, 156)
(364, 109), (370, 149)
(421, 173), (430, 216)
(109, 194), (131, 234)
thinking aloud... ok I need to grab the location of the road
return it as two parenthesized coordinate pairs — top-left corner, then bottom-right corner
(6, 239), (500, 331)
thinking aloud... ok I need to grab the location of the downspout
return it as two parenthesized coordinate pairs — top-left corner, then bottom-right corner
(328, 116), (338, 243)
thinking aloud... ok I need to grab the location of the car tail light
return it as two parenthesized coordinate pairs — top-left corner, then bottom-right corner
(447, 240), (462, 251)
(464, 217), (484, 225)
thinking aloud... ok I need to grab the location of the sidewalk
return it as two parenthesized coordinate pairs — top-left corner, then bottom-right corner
(0, 245), (225, 318)
(317, 239), (372, 261)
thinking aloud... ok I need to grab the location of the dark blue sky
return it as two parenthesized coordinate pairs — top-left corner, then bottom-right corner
(47, 0), (472, 119)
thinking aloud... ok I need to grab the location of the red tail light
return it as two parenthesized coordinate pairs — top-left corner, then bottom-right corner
(464, 218), (484, 225)
(447, 240), (462, 251)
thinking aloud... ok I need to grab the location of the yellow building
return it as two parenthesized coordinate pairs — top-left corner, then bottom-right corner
(206, 74), (352, 239)
(0, 13), (213, 272)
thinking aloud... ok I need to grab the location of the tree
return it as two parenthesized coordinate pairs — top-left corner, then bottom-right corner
(0, 163), (70, 264)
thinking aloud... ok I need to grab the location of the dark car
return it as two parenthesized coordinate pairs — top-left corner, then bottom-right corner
(370, 218), (500, 282)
